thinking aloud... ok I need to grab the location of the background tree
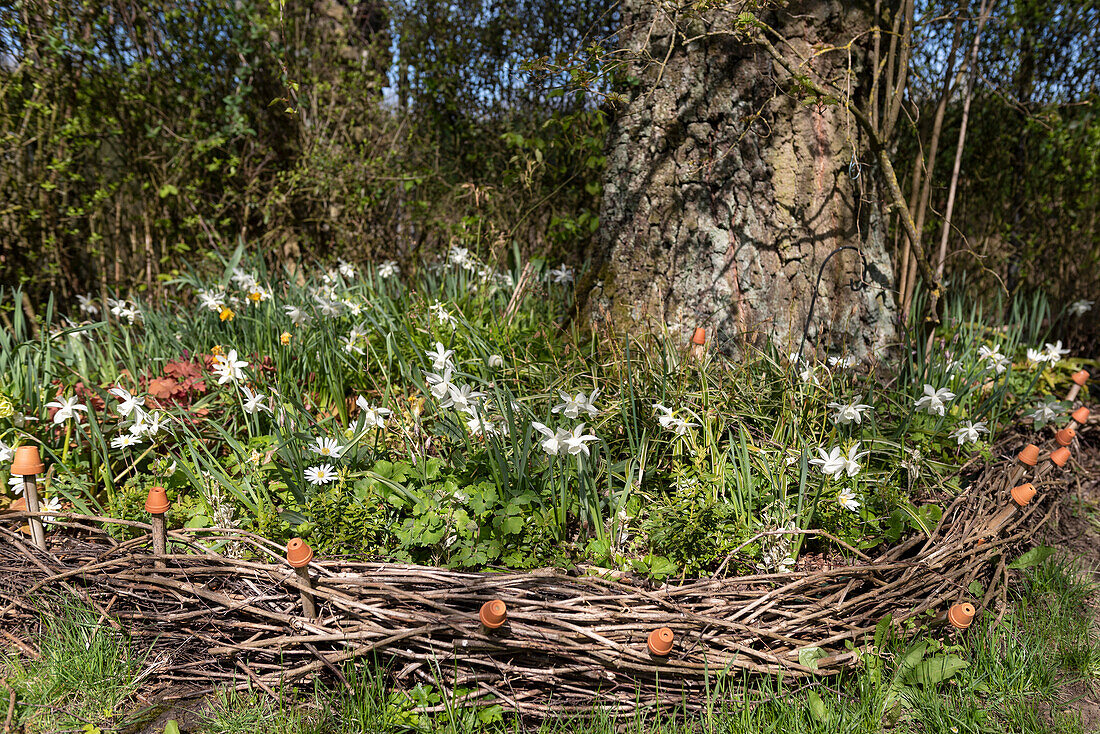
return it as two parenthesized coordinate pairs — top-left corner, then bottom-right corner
(582, 1), (913, 357)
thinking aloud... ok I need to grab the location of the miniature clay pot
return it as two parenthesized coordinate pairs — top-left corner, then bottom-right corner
(1050, 447), (1071, 467)
(286, 537), (314, 568)
(1017, 444), (1040, 466)
(1072, 407), (1090, 425)
(647, 627), (675, 657)
(691, 328), (706, 346)
(479, 599), (507, 629)
(10, 446), (43, 476)
(1055, 427), (1076, 447)
(1010, 483), (1036, 507)
(947, 603), (975, 630)
(144, 485), (170, 515)
(1071, 370), (1090, 386)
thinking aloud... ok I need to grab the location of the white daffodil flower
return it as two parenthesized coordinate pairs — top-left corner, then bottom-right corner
(532, 422), (571, 456)
(109, 387), (146, 419)
(950, 420), (988, 446)
(338, 259), (356, 279)
(1026, 347), (1047, 366)
(0, 440), (12, 463)
(1031, 398), (1060, 424)
(309, 437), (343, 459)
(240, 385), (271, 415)
(827, 355), (858, 369)
(212, 349), (248, 384)
(46, 394), (87, 425)
(1069, 299), (1093, 316)
(914, 384), (955, 416)
(305, 464), (338, 485)
(827, 401), (873, 426)
(466, 413), (501, 437)
(426, 342), (455, 371)
(424, 367), (455, 401)
(429, 301), (457, 329)
(666, 417), (698, 436)
(841, 442), (869, 477)
(809, 446), (847, 477)
(549, 265), (574, 284)
(838, 488), (861, 512)
(77, 294), (99, 316)
(487, 354), (504, 369)
(284, 304), (311, 326)
(445, 383), (485, 415)
(562, 424), (598, 456)
(378, 261), (399, 279)
(355, 396), (391, 429)
(552, 390), (599, 420)
(1044, 340), (1071, 363)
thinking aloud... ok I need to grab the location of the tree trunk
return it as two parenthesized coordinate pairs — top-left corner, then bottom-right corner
(583, 1), (897, 358)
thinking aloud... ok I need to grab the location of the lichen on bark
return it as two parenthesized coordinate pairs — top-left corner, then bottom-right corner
(583, 0), (897, 359)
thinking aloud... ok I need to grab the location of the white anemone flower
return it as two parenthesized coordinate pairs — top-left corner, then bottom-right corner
(1069, 299), (1093, 316)
(240, 385), (271, 415)
(562, 424), (599, 457)
(426, 342), (455, 371)
(914, 384), (955, 416)
(552, 389), (600, 420)
(827, 401), (873, 426)
(212, 349), (248, 384)
(309, 437), (344, 459)
(532, 422), (572, 456)
(838, 488), (861, 512)
(40, 495), (62, 525)
(111, 434), (140, 449)
(305, 464), (338, 485)
(950, 420), (988, 446)
(46, 394), (87, 425)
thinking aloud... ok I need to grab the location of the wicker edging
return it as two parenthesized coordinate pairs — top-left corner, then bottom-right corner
(0, 406), (1090, 716)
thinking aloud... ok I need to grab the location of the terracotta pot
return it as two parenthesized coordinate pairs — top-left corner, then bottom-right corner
(144, 485), (170, 515)
(947, 603), (975, 630)
(691, 328), (706, 346)
(1072, 407), (1090, 425)
(1050, 447), (1071, 467)
(10, 446), (44, 476)
(286, 538), (314, 568)
(1071, 370), (1090, 386)
(1055, 427), (1076, 447)
(1016, 444), (1040, 466)
(479, 599), (507, 629)
(647, 627), (675, 656)
(1010, 483), (1036, 507)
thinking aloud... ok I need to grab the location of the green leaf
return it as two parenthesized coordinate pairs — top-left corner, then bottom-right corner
(807, 690), (829, 723)
(1008, 546), (1055, 570)
(158, 183), (179, 198)
(874, 613), (893, 649)
(798, 646), (827, 671)
(905, 654), (969, 687)
(163, 721), (181, 734)
(968, 580), (984, 597)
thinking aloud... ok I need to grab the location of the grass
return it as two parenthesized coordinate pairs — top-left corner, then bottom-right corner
(2, 558), (1096, 733)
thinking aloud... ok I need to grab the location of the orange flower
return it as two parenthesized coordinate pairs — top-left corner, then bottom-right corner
(211, 344), (224, 356)
(280, 331), (292, 345)
(219, 307), (234, 322)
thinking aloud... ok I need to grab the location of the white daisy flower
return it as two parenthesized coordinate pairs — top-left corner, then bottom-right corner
(838, 487), (861, 512)
(41, 495), (62, 526)
(111, 434), (140, 449)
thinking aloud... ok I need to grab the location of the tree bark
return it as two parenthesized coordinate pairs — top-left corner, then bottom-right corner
(583, 1), (898, 358)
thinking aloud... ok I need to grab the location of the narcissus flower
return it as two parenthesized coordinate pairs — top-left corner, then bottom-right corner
(562, 424), (599, 456)
(109, 387), (146, 420)
(914, 384), (955, 416)
(46, 394), (87, 425)
(212, 349), (248, 384)
(427, 342), (455, 371)
(280, 331), (292, 345)
(827, 401), (873, 426)
(532, 422), (571, 456)
(553, 390), (599, 420)
(219, 307), (235, 322)
(950, 420), (988, 446)
(240, 385), (271, 415)
(1044, 340), (1071, 362)
(1069, 299), (1093, 316)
